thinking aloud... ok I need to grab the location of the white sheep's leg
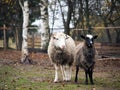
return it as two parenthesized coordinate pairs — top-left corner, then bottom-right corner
(62, 65), (66, 81)
(62, 66), (67, 81)
(66, 65), (69, 81)
(68, 66), (72, 81)
(54, 64), (59, 83)
(60, 65), (65, 81)
(67, 65), (72, 81)
(63, 65), (70, 81)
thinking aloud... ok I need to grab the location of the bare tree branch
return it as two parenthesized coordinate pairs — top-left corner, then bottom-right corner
(58, 0), (66, 27)
(19, 0), (24, 10)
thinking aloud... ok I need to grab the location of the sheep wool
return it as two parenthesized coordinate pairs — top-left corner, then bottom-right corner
(48, 32), (75, 82)
(75, 34), (98, 85)
(75, 42), (96, 70)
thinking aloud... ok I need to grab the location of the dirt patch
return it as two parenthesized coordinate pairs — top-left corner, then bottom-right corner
(0, 50), (120, 90)
(0, 50), (120, 72)
(95, 58), (120, 73)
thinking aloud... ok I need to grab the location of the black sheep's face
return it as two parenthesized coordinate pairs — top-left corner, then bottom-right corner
(81, 34), (98, 48)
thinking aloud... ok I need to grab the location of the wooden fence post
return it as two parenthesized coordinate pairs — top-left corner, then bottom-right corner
(3, 24), (7, 50)
(16, 28), (19, 50)
(32, 32), (34, 49)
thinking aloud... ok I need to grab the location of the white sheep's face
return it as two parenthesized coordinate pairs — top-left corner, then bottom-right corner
(52, 33), (68, 50)
(81, 34), (98, 48)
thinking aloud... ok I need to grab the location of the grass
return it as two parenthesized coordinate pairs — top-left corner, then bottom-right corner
(0, 64), (120, 90)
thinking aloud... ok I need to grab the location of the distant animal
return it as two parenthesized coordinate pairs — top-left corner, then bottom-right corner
(74, 34), (98, 85)
(48, 32), (75, 82)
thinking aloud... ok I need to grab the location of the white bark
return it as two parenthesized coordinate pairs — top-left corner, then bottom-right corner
(40, 0), (49, 50)
(19, 0), (29, 62)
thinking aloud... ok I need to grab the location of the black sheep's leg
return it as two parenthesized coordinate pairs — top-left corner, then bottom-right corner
(75, 66), (79, 83)
(89, 68), (94, 85)
(85, 69), (88, 85)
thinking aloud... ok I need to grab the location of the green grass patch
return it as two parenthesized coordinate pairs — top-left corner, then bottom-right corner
(0, 64), (120, 90)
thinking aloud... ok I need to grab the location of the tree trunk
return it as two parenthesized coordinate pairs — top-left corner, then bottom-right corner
(104, 21), (112, 43)
(18, 26), (22, 50)
(3, 25), (7, 50)
(105, 29), (112, 42)
(40, 0), (50, 51)
(108, 18), (120, 43)
(15, 27), (19, 50)
(19, 0), (29, 63)
(80, 0), (84, 29)
(85, 0), (91, 33)
(115, 30), (120, 43)
(64, 0), (73, 35)
(58, 0), (73, 35)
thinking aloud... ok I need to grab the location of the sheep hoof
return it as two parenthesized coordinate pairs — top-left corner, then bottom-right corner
(85, 82), (88, 85)
(91, 82), (94, 85)
(54, 80), (59, 83)
(75, 81), (78, 84)
(75, 79), (77, 83)
(54, 81), (58, 83)
(63, 79), (71, 82)
(66, 80), (71, 82)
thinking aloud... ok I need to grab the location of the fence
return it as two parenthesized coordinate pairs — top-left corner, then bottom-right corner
(96, 43), (120, 57)
(71, 28), (120, 57)
(28, 33), (41, 49)
(0, 26), (120, 57)
(71, 28), (120, 43)
(0, 25), (11, 50)
(27, 33), (120, 57)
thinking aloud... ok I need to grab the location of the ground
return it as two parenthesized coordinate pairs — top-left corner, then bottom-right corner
(0, 49), (120, 90)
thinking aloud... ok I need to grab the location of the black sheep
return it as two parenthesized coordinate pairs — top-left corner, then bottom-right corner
(75, 34), (98, 85)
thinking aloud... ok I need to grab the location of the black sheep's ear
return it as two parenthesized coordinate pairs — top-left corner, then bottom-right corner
(80, 35), (85, 39)
(93, 35), (98, 39)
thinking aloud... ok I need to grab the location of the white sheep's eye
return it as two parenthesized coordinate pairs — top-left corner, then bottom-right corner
(53, 37), (58, 40)
(53, 37), (56, 39)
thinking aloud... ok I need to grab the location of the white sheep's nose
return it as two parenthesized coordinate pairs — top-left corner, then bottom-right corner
(61, 45), (66, 49)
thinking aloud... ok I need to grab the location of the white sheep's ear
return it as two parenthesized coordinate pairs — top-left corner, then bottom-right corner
(93, 35), (98, 39)
(65, 34), (69, 39)
(80, 35), (85, 39)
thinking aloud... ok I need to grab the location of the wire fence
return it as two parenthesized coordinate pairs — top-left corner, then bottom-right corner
(0, 26), (120, 55)
(71, 28), (120, 43)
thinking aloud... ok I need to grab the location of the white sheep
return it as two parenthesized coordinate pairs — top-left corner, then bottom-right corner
(48, 32), (75, 82)
(74, 34), (98, 85)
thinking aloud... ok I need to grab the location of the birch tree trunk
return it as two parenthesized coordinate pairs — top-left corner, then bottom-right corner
(19, 0), (29, 63)
(40, 0), (50, 51)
